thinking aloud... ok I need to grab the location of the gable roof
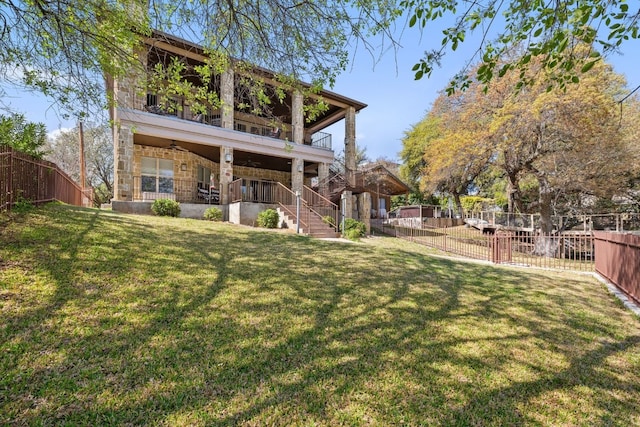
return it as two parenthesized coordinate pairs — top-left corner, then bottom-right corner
(356, 162), (410, 196)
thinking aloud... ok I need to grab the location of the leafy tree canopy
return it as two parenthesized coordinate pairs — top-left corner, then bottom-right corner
(1, 0), (638, 119)
(0, 113), (47, 158)
(402, 52), (640, 228)
(404, 0), (640, 93)
(0, 0), (400, 118)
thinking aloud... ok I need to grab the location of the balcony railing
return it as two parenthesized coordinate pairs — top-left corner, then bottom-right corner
(311, 131), (331, 150)
(141, 99), (332, 150)
(229, 178), (283, 203)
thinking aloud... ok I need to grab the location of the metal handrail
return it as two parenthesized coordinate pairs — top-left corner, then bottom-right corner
(303, 185), (339, 231)
(275, 183), (309, 230)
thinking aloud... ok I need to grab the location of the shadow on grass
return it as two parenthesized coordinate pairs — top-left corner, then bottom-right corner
(1, 205), (639, 425)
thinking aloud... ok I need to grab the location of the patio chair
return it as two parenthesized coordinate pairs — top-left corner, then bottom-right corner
(197, 187), (220, 204)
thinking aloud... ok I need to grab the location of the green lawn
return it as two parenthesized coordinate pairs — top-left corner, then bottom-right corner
(1, 203), (639, 426)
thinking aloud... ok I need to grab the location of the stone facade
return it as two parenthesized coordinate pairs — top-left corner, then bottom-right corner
(132, 144), (293, 202)
(357, 192), (372, 232)
(110, 32), (366, 225)
(114, 124), (135, 200)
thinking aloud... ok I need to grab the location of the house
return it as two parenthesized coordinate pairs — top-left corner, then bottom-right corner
(320, 161), (410, 229)
(356, 162), (410, 219)
(107, 31), (367, 235)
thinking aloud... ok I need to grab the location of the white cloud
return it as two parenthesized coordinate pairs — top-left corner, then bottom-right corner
(47, 127), (73, 140)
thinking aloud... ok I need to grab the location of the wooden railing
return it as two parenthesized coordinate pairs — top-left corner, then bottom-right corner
(303, 185), (339, 232)
(228, 178), (280, 203)
(274, 183), (310, 231)
(1, 145), (92, 211)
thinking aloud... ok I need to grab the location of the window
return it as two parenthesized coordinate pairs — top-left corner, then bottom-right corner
(141, 157), (174, 193)
(146, 93), (158, 107)
(235, 123), (246, 132)
(197, 165), (212, 189)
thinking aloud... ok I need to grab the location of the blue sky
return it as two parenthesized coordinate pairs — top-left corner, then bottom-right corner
(3, 22), (640, 162)
(326, 31), (640, 162)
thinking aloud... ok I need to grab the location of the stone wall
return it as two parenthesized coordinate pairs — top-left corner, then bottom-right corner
(232, 165), (291, 184)
(133, 145), (220, 182)
(132, 144), (292, 199)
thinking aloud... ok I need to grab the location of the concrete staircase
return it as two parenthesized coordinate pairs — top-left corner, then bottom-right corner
(278, 204), (340, 238)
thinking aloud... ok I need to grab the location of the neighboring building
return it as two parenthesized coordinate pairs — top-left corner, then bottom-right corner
(357, 162), (410, 219)
(321, 161), (410, 224)
(108, 30), (366, 232)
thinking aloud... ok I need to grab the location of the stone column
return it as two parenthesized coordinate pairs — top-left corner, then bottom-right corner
(291, 158), (304, 193)
(344, 106), (356, 188)
(113, 123), (135, 201)
(341, 190), (353, 223)
(318, 162), (330, 198)
(358, 192), (372, 233)
(292, 90), (304, 144)
(220, 147), (233, 204)
(221, 68), (234, 130)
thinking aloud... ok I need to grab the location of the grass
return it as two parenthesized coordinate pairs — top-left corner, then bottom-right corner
(1, 203), (640, 426)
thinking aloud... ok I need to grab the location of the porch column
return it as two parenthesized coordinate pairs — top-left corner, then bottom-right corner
(318, 162), (329, 198)
(340, 190), (354, 232)
(113, 122), (135, 201)
(292, 90), (304, 144)
(221, 68), (234, 130)
(220, 146), (233, 204)
(344, 106), (356, 188)
(358, 192), (372, 234)
(291, 157), (304, 193)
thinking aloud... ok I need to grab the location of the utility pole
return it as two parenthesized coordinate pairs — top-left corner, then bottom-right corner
(78, 121), (87, 206)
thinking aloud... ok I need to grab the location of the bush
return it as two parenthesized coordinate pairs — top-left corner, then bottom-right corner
(203, 207), (223, 221)
(13, 195), (34, 213)
(322, 215), (336, 227)
(257, 208), (279, 228)
(151, 199), (181, 217)
(341, 218), (366, 240)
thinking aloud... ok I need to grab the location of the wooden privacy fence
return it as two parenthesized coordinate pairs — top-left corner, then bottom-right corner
(392, 225), (595, 272)
(1, 145), (92, 211)
(594, 232), (640, 304)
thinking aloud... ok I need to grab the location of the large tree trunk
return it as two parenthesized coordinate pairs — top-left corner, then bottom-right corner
(453, 192), (463, 218)
(533, 174), (557, 256)
(506, 172), (524, 214)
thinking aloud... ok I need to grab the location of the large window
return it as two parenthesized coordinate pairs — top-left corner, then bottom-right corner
(197, 165), (211, 189)
(141, 157), (174, 193)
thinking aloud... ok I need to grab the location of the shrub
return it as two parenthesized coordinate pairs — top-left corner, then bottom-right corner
(257, 208), (279, 228)
(13, 195), (34, 213)
(341, 218), (366, 240)
(322, 215), (336, 227)
(151, 199), (181, 217)
(203, 207), (223, 221)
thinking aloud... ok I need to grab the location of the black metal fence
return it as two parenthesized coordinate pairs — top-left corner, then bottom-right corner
(374, 222), (595, 272)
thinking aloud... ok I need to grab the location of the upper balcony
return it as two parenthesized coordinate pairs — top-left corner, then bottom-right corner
(140, 94), (333, 151)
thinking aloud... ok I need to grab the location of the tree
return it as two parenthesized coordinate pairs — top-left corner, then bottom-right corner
(0, 113), (47, 158)
(399, 114), (441, 194)
(404, 0), (640, 94)
(0, 0), (401, 118)
(0, 1), (145, 118)
(44, 124), (114, 206)
(331, 143), (369, 175)
(3, 0), (640, 119)
(404, 54), (639, 235)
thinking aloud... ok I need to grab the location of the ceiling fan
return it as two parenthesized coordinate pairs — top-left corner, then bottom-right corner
(239, 158), (261, 167)
(167, 140), (188, 151)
